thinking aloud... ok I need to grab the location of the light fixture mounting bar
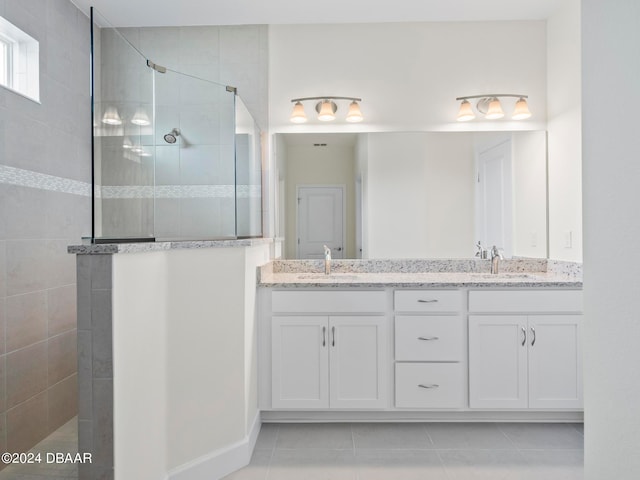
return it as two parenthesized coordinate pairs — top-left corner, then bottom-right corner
(291, 96), (362, 103)
(456, 94), (528, 101)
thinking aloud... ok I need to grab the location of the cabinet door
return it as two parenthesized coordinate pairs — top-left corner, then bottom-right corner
(469, 315), (528, 409)
(528, 315), (583, 409)
(272, 316), (329, 409)
(329, 316), (387, 409)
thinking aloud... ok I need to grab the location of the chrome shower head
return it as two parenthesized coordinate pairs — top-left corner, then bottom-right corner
(164, 128), (180, 144)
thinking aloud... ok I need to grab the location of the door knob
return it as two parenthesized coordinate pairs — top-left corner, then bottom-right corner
(336, 247), (342, 251)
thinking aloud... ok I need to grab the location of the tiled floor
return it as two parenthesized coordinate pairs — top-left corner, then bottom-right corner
(223, 422), (584, 480)
(0, 417), (78, 480)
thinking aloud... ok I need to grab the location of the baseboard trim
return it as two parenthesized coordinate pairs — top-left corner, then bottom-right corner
(261, 410), (584, 423)
(167, 412), (262, 480)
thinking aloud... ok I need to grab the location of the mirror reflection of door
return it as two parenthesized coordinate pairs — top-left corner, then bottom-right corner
(475, 139), (513, 257)
(296, 185), (345, 259)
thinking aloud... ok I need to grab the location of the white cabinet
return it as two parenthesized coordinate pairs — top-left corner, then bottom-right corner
(468, 316), (528, 408)
(271, 316), (328, 409)
(393, 290), (465, 409)
(395, 363), (464, 409)
(469, 314), (582, 409)
(528, 316), (582, 409)
(272, 315), (386, 409)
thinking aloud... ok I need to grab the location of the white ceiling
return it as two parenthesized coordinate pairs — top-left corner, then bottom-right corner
(71, 0), (565, 27)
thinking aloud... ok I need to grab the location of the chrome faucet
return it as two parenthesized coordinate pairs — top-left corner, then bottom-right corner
(475, 241), (487, 259)
(490, 245), (504, 274)
(323, 245), (331, 275)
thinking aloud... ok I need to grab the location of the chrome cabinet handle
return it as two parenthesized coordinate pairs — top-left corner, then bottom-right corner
(322, 326), (326, 347)
(531, 327), (536, 346)
(521, 326), (527, 346)
(418, 336), (440, 341)
(418, 384), (440, 389)
(332, 326), (336, 347)
(417, 299), (439, 303)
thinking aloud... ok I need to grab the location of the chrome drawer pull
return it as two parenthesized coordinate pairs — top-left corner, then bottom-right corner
(531, 327), (536, 346)
(418, 384), (440, 389)
(332, 326), (336, 347)
(322, 326), (326, 347)
(521, 326), (527, 346)
(418, 336), (440, 341)
(417, 299), (439, 303)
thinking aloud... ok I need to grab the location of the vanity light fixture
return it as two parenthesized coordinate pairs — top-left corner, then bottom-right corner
(101, 106), (122, 125)
(456, 94), (531, 121)
(131, 107), (151, 126)
(290, 96), (364, 123)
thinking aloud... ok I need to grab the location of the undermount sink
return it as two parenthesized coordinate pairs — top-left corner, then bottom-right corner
(295, 273), (362, 280)
(470, 273), (540, 279)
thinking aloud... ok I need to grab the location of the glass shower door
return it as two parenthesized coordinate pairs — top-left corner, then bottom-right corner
(92, 9), (155, 240)
(153, 69), (237, 240)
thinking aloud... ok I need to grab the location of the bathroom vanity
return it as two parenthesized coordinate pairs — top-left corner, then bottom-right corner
(257, 259), (583, 421)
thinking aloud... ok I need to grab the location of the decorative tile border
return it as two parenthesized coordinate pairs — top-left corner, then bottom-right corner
(0, 165), (91, 196)
(100, 184), (261, 199)
(0, 166), (261, 199)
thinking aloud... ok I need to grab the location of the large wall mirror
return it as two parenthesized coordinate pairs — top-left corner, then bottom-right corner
(274, 131), (548, 260)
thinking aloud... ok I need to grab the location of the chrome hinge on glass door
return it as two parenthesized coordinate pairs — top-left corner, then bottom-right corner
(146, 59), (166, 73)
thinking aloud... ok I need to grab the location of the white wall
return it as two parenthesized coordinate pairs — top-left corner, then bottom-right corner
(283, 142), (356, 258)
(355, 134), (370, 257)
(113, 252), (168, 480)
(512, 131), (548, 258)
(547, 0), (582, 261)
(582, 1), (640, 479)
(165, 248), (247, 469)
(112, 245), (270, 479)
(269, 21), (547, 133)
(365, 133), (475, 258)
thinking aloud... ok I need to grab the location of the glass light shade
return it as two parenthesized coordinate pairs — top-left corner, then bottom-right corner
(122, 137), (133, 149)
(102, 106), (122, 125)
(290, 101), (307, 123)
(456, 100), (475, 122)
(512, 97), (532, 120)
(317, 100), (336, 121)
(485, 98), (505, 119)
(346, 101), (364, 123)
(131, 107), (151, 126)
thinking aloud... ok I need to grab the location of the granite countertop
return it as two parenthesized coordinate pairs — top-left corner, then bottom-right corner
(68, 238), (273, 254)
(258, 259), (582, 288)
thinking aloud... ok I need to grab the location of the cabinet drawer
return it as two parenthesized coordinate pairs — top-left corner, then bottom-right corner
(272, 290), (386, 313)
(394, 290), (462, 313)
(468, 290), (583, 313)
(395, 363), (464, 409)
(395, 316), (463, 361)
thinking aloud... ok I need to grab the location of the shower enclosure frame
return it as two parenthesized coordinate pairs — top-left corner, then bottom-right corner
(89, 7), (264, 244)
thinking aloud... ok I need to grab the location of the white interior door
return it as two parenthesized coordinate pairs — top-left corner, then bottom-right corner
(297, 186), (345, 259)
(476, 140), (513, 256)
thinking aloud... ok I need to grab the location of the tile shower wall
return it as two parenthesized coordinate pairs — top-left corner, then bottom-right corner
(0, 0), (91, 462)
(97, 24), (268, 239)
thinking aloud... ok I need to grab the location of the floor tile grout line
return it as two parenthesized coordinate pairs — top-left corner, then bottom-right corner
(350, 422), (356, 455)
(495, 421), (519, 449)
(423, 422), (436, 447)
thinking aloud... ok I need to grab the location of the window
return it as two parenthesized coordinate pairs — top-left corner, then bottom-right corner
(0, 15), (39, 102)
(0, 36), (10, 87)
